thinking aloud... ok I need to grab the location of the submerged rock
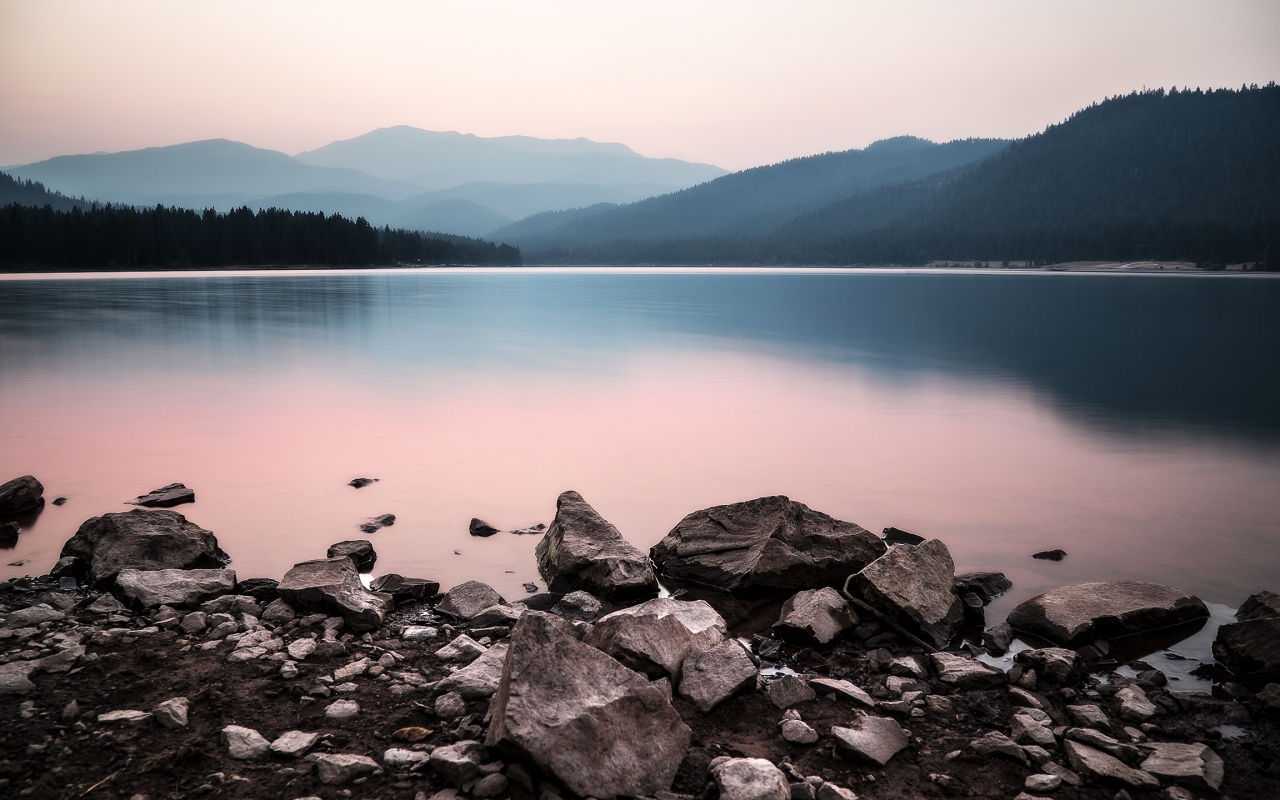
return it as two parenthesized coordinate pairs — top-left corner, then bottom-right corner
(276, 556), (392, 633)
(485, 611), (691, 799)
(327, 540), (377, 571)
(844, 539), (964, 649)
(0, 475), (44, 515)
(469, 518), (500, 537)
(772, 587), (856, 646)
(59, 508), (230, 587)
(115, 568), (236, 609)
(1212, 617), (1280, 686)
(436, 580), (505, 620)
(1007, 581), (1209, 647)
(535, 491), (657, 599)
(651, 496), (886, 591)
(126, 482), (195, 508)
(369, 573), (439, 603)
(1032, 549), (1068, 561)
(583, 597), (728, 679)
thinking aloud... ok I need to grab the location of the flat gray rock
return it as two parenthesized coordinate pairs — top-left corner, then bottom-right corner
(772, 587), (855, 646)
(3, 603), (66, 629)
(808, 677), (875, 708)
(1139, 742), (1224, 792)
(1007, 581), (1209, 647)
(767, 675), (816, 709)
(584, 597), (727, 679)
(485, 611), (691, 799)
(59, 508), (229, 587)
(126, 482), (194, 508)
(1063, 740), (1158, 789)
(436, 580), (505, 620)
(114, 568), (236, 608)
(436, 642), (510, 699)
(312, 753), (380, 785)
(678, 639), (758, 712)
(830, 714), (909, 766)
(271, 730), (320, 758)
(845, 539), (964, 649)
(535, 490), (657, 599)
(651, 496), (885, 591)
(276, 556), (392, 633)
(710, 758), (790, 800)
(930, 652), (1006, 690)
(430, 740), (486, 786)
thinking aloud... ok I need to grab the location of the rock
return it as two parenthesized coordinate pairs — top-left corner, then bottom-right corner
(815, 784), (857, 800)
(1237, 590), (1280, 620)
(114, 568), (236, 608)
(535, 490), (657, 599)
(470, 518), (501, 537)
(287, 638), (317, 660)
(768, 675), (817, 709)
(929, 653), (1006, 689)
(436, 580), (505, 620)
(222, 725), (271, 760)
(831, 714), (909, 765)
(276, 556), (392, 633)
(370, 573), (439, 603)
(0, 662), (37, 695)
(1025, 774), (1062, 792)
(234, 577), (280, 602)
(844, 540), (964, 649)
(780, 719), (819, 744)
(1112, 686), (1159, 722)
(550, 590), (603, 621)
(954, 572), (1013, 604)
(0, 475), (43, 514)
(271, 730), (320, 758)
(261, 598), (296, 624)
(383, 747), (431, 768)
(126, 482), (195, 508)
(472, 604), (524, 627)
(1139, 742), (1224, 792)
(1015, 647), (1080, 684)
(472, 773), (509, 798)
(1008, 581), (1210, 647)
(435, 691), (468, 718)
(326, 540), (377, 571)
(50, 556), (81, 578)
(430, 740), (486, 785)
(809, 677), (875, 708)
(1212, 617), (1280, 686)
(59, 508), (230, 587)
(152, 697), (189, 729)
(772, 587), (856, 646)
(1064, 740), (1158, 789)
(584, 598), (728, 679)
(436, 634), (487, 662)
(710, 758), (790, 800)
(485, 611), (691, 799)
(3, 603), (66, 628)
(436, 642), (510, 699)
(348, 477), (377, 488)
(678, 639), (759, 712)
(98, 709), (152, 726)
(983, 622), (1015, 655)
(87, 593), (126, 615)
(1066, 703), (1112, 731)
(312, 753), (380, 784)
(401, 625), (438, 642)
(325, 699), (360, 720)
(1033, 549), (1067, 561)
(882, 526), (925, 545)
(652, 496), (885, 592)
(180, 611), (208, 634)
(1011, 711), (1057, 748)
(970, 731), (1029, 765)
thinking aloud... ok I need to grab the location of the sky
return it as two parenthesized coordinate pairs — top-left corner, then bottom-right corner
(2, 0), (1278, 171)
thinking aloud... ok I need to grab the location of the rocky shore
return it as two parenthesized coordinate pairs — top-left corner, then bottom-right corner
(2, 478), (1278, 800)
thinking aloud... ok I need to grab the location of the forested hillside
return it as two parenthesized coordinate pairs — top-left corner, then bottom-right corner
(0, 172), (91, 213)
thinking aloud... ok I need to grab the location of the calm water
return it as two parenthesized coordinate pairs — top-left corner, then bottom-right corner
(2, 268), (1279, 633)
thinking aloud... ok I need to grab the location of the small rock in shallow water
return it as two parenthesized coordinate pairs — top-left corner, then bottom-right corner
(882, 526), (925, 545)
(1033, 549), (1067, 561)
(348, 477), (377, 488)
(52, 496), (67, 506)
(126, 482), (195, 508)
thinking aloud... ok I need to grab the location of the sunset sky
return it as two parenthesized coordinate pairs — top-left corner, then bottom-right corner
(2, 0), (1278, 170)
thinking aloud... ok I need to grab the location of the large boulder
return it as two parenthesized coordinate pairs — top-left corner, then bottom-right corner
(276, 557), (392, 633)
(485, 611), (691, 799)
(1236, 590), (1280, 621)
(772, 587), (856, 646)
(115, 568), (236, 608)
(0, 475), (43, 515)
(327, 540), (376, 571)
(843, 539), (963, 649)
(583, 598), (728, 679)
(1007, 581), (1210, 647)
(1212, 617), (1280, 686)
(58, 509), (229, 587)
(535, 491), (657, 600)
(650, 496), (885, 591)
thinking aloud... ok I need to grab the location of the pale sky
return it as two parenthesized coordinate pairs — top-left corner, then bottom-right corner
(2, 0), (1278, 171)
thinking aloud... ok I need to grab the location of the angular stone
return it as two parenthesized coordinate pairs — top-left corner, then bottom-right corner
(333, 657), (372, 681)
(831, 714), (909, 766)
(970, 731), (1029, 765)
(710, 758), (790, 800)
(327, 540), (376, 571)
(535, 490), (657, 599)
(59, 508), (229, 587)
(436, 642), (510, 699)
(437, 581), (505, 620)
(550, 590), (603, 621)
(3, 603), (66, 629)
(383, 747), (431, 768)
(180, 611), (208, 634)
(276, 556), (392, 633)
(271, 730), (320, 758)
(114, 568), (236, 609)
(1066, 703), (1112, 732)
(126, 482), (195, 508)
(0, 475), (43, 515)
(430, 740), (486, 786)
(98, 709), (152, 726)
(312, 753), (380, 784)
(772, 587), (856, 646)
(472, 604), (524, 628)
(485, 611), (691, 799)
(845, 540), (964, 649)
(1236, 590), (1280, 621)
(222, 724), (270, 760)
(1015, 647), (1079, 684)
(1025, 774), (1062, 792)
(1212, 617), (1280, 686)
(1007, 581), (1209, 647)
(954, 572), (1013, 604)
(152, 697), (189, 729)
(1139, 742), (1224, 792)
(1011, 712), (1057, 748)
(436, 634), (486, 662)
(1063, 740), (1158, 789)
(808, 677), (875, 708)
(287, 638), (317, 660)
(678, 639), (758, 712)
(780, 719), (819, 744)
(651, 495), (885, 591)
(585, 598), (728, 679)
(768, 675), (817, 709)
(930, 652), (1006, 690)
(369, 573), (439, 603)
(1112, 685), (1159, 723)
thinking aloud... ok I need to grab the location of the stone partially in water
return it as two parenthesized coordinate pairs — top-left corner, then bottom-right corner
(536, 490), (657, 600)
(326, 540), (377, 571)
(126, 482), (195, 508)
(844, 539), (964, 649)
(276, 556), (392, 633)
(1006, 581), (1209, 647)
(0, 475), (43, 515)
(59, 508), (230, 587)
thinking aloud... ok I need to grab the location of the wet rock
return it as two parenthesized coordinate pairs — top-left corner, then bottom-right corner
(436, 642), (510, 699)
(437, 580), (505, 620)
(983, 621), (1015, 655)
(470, 518), (500, 537)
(222, 724), (271, 760)
(430, 740), (486, 786)
(372, 513), (395, 526)
(1112, 686), (1159, 723)
(234, 577), (280, 602)
(954, 571), (1013, 604)
(369, 573), (439, 603)
(652, 496), (885, 591)
(271, 730), (320, 758)
(1015, 647), (1080, 684)
(831, 714), (909, 765)
(152, 697), (189, 729)
(1007, 581), (1210, 647)
(312, 753), (380, 784)
(0, 475), (43, 515)
(276, 556), (392, 633)
(584, 597), (728, 679)
(930, 652), (1006, 689)
(59, 508), (230, 587)
(436, 634), (487, 662)
(114, 568), (237, 608)
(3, 603), (66, 629)
(1236, 590), (1280, 621)
(98, 709), (152, 726)
(1033, 549), (1067, 561)
(536, 490), (657, 600)
(1211, 617), (1280, 686)
(845, 539), (963, 649)
(126, 482), (195, 508)
(549, 590), (603, 622)
(1063, 740), (1158, 789)
(970, 731), (1029, 765)
(780, 719), (819, 744)
(710, 758), (790, 800)
(1139, 742), (1223, 792)
(485, 611), (691, 799)
(678, 639), (758, 712)
(327, 540), (377, 571)
(809, 677), (875, 708)
(768, 675), (817, 709)
(772, 587), (856, 646)
(348, 477), (377, 488)
(882, 526), (925, 545)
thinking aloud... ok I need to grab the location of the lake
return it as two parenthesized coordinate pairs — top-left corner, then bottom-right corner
(2, 268), (1278, 638)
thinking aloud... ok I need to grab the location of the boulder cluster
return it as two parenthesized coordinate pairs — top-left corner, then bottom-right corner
(1, 477), (1278, 799)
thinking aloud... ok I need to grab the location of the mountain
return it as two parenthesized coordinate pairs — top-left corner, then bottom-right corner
(495, 136), (1008, 247)
(0, 172), (91, 212)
